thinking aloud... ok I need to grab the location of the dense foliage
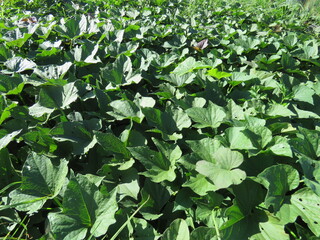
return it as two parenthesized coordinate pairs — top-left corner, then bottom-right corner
(1, 0), (320, 239)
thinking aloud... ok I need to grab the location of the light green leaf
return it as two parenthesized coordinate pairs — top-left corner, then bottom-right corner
(9, 152), (68, 213)
(186, 101), (226, 129)
(269, 136), (293, 157)
(293, 85), (315, 105)
(207, 68), (232, 79)
(183, 174), (217, 196)
(225, 127), (256, 150)
(2, 25), (37, 48)
(28, 102), (55, 117)
(249, 214), (290, 240)
(168, 106), (192, 130)
(302, 41), (319, 59)
(172, 57), (211, 76)
(0, 130), (22, 150)
(266, 104), (295, 117)
(283, 34), (298, 48)
(34, 62), (72, 80)
(187, 138), (221, 163)
(293, 105), (320, 119)
(226, 99), (246, 120)
(109, 99), (143, 123)
(162, 219), (190, 240)
(4, 57), (36, 73)
(196, 147), (246, 189)
(229, 72), (257, 86)
(235, 36), (260, 51)
(117, 168), (140, 200)
(38, 82), (79, 109)
(248, 126), (272, 149)
(163, 73), (196, 87)
(72, 42), (101, 64)
(277, 188), (320, 237)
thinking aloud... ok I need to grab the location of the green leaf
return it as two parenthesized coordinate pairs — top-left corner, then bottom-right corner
(100, 55), (141, 88)
(183, 174), (217, 196)
(55, 15), (88, 39)
(71, 42), (101, 65)
(186, 101), (226, 129)
(276, 188), (320, 237)
(196, 147), (246, 189)
(229, 72), (257, 86)
(162, 219), (190, 240)
(302, 40), (319, 60)
(298, 156), (320, 196)
(172, 57), (211, 76)
(207, 68), (232, 79)
(95, 131), (130, 158)
(51, 122), (96, 155)
(142, 107), (188, 140)
(256, 164), (300, 211)
(281, 53), (298, 70)
(0, 129), (22, 150)
(163, 73), (196, 87)
(225, 127), (256, 150)
(268, 136), (293, 157)
(0, 74), (24, 95)
(0, 148), (19, 189)
(290, 127), (320, 159)
(0, 96), (11, 116)
(128, 139), (180, 182)
(23, 128), (58, 154)
(48, 175), (118, 239)
(231, 179), (265, 216)
(249, 214), (290, 240)
(2, 25), (37, 48)
(266, 104), (295, 117)
(117, 168), (140, 200)
(190, 227), (217, 240)
(34, 62), (72, 80)
(9, 152), (68, 213)
(234, 36), (260, 51)
(4, 57), (36, 73)
(108, 99), (143, 123)
(293, 105), (320, 119)
(283, 33), (298, 48)
(129, 217), (160, 240)
(186, 138), (221, 163)
(0, 43), (13, 61)
(293, 85), (315, 105)
(248, 126), (272, 149)
(38, 82), (79, 109)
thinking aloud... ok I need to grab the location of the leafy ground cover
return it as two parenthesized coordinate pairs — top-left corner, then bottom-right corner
(1, 0), (320, 239)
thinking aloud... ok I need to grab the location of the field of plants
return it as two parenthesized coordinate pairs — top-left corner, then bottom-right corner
(1, 0), (320, 239)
